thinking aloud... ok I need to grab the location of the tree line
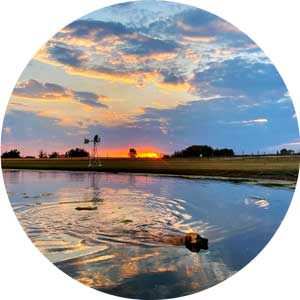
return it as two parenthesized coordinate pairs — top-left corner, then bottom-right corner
(171, 145), (234, 158)
(1, 148), (89, 159)
(1, 146), (300, 159)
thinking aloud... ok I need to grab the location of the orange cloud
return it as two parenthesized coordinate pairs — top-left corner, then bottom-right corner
(12, 79), (109, 109)
(182, 35), (217, 43)
(53, 36), (96, 48)
(12, 93), (73, 103)
(66, 67), (159, 85)
(99, 95), (113, 102)
(133, 107), (145, 114)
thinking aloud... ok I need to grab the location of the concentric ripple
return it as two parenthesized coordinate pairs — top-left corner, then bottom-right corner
(4, 170), (293, 299)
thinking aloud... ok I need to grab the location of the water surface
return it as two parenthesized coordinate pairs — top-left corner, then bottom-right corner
(3, 170), (293, 299)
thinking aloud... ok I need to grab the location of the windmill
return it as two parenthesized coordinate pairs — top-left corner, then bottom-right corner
(84, 134), (102, 167)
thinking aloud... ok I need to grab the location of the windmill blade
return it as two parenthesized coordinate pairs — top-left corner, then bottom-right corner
(84, 138), (90, 144)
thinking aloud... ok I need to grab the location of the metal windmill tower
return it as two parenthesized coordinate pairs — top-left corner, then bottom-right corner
(84, 134), (102, 167)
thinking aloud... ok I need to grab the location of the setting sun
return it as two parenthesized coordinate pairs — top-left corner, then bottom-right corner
(137, 152), (160, 158)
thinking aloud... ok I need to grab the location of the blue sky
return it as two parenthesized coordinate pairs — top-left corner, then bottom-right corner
(2, 0), (299, 156)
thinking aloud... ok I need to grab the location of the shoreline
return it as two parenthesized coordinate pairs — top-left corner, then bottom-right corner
(2, 167), (297, 189)
(1, 157), (299, 188)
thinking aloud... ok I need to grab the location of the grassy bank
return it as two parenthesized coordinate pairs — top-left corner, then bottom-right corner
(1, 156), (300, 181)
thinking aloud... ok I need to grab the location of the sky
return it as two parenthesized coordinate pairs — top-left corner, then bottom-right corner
(1, 0), (299, 157)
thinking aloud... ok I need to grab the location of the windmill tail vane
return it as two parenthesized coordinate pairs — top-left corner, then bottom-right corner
(84, 134), (102, 167)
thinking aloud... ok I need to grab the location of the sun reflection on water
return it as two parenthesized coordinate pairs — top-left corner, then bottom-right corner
(3, 170), (292, 299)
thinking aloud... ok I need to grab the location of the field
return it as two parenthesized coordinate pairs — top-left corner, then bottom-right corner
(2, 156), (300, 182)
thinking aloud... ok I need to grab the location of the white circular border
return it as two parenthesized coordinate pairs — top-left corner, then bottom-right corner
(0, 1), (299, 299)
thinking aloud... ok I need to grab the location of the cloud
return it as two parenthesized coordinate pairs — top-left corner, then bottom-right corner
(47, 43), (87, 67)
(222, 118), (268, 125)
(181, 35), (217, 43)
(1, 110), (90, 155)
(62, 19), (134, 41)
(267, 140), (300, 152)
(130, 97), (298, 153)
(191, 58), (287, 98)
(122, 52), (177, 63)
(85, 0), (187, 28)
(283, 140), (300, 146)
(66, 66), (159, 86)
(156, 71), (191, 92)
(73, 91), (108, 108)
(12, 79), (108, 108)
(176, 9), (217, 30)
(124, 36), (179, 56)
(32, 8), (256, 92)
(174, 8), (249, 47)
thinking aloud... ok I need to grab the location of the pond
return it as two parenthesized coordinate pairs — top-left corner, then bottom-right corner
(3, 170), (294, 299)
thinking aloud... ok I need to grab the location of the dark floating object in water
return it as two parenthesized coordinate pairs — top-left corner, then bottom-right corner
(185, 232), (208, 253)
(75, 206), (98, 211)
(160, 232), (208, 253)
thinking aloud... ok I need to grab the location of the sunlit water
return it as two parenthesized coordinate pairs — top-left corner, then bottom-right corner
(3, 170), (294, 299)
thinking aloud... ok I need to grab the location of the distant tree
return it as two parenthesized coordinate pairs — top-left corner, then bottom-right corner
(65, 148), (89, 158)
(213, 148), (235, 157)
(1, 149), (21, 158)
(25, 156), (35, 159)
(49, 151), (59, 158)
(39, 150), (47, 158)
(163, 154), (170, 159)
(128, 148), (137, 158)
(172, 145), (211, 158)
(280, 148), (294, 156)
(172, 145), (234, 158)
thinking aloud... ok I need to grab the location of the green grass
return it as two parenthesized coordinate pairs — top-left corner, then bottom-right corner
(1, 156), (300, 181)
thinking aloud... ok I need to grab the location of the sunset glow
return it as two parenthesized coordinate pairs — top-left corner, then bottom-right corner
(1, 0), (298, 156)
(137, 152), (160, 159)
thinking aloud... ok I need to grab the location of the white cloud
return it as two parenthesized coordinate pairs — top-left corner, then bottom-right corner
(265, 140), (300, 152)
(223, 118), (268, 125)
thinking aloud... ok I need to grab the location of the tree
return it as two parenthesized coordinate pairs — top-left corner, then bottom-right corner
(1, 149), (21, 158)
(172, 145), (234, 158)
(39, 150), (47, 158)
(128, 148), (137, 158)
(65, 148), (89, 158)
(49, 151), (59, 158)
(280, 148), (294, 156)
(213, 148), (235, 157)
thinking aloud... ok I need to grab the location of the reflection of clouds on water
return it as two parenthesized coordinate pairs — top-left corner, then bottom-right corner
(3, 170), (292, 298)
(244, 196), (270, 209)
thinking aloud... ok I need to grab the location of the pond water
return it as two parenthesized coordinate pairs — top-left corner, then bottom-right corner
(3, 170), (294, 299)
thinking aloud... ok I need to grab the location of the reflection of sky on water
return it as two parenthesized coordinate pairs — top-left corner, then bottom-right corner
(3, 170), (293, 299)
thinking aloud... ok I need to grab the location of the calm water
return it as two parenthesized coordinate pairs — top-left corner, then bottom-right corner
(3, 170), (294, 299)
